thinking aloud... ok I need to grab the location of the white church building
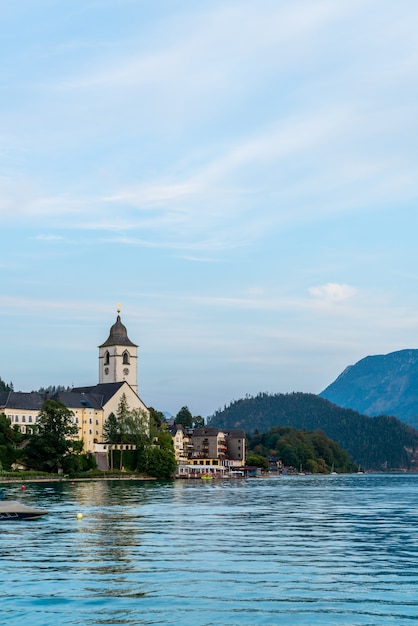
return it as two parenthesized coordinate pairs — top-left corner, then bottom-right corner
(0, 310), (149, 454)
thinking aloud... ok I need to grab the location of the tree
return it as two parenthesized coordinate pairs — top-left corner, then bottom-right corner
(193, 415), (205, 428)
(147, 446), (177, 479)
(0, 413), (24, 470)
(148, 407), (164, 428)
(174, 406), (193, 428)
(24, 399), (80, 473)
(104, 395), (150, 471)
(103, 412), (120, 443)
(146, 421), (176, 479)
(0, 377), (13, 393)
(246, 453), (269, 471)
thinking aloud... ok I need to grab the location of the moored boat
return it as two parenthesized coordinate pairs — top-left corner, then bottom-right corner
(0, 500), (48, 520)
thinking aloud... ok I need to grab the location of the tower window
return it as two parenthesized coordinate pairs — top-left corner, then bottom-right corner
(104, 351), (110, 365)
(122, 351), (130, 365)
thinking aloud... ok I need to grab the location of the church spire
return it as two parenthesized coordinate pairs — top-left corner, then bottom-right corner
(99, 308), (137, 348)
(98, 309), (139, 393)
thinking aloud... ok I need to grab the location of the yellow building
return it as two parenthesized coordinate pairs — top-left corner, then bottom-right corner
(0, 310), (149, 454)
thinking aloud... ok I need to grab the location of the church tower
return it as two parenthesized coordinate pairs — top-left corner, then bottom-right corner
(99, 308), (138, 394)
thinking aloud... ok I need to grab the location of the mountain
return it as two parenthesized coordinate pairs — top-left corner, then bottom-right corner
(207, 392), (418, 470)
(320, 349), (418, 428)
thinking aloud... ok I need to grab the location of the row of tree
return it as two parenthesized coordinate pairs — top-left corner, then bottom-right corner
(101, 395), (176, 478)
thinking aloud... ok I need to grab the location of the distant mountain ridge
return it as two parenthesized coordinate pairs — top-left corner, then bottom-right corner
(320, 349), (418, 427)
(207, 392), (418, 470)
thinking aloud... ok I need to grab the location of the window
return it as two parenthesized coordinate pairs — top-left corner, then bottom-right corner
(22, 416), (26, 423)
(104, 351), (110, 365)
(89, 429), (92, 435)
(15, 416), (19, 422)
(122, 351), (130, 365)
(29, 416), (33, 423)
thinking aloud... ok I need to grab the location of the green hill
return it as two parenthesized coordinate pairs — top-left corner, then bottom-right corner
(207, 392), (418, 470)
(247, 426), (357, 473)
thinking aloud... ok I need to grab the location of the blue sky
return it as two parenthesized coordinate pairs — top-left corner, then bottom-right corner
(2, 0), (418, 418)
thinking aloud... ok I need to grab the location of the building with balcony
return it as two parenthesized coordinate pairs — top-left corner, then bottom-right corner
(169, 424), (246, 474)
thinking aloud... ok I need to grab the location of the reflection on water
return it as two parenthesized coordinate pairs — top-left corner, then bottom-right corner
(1, 475), (418, 624)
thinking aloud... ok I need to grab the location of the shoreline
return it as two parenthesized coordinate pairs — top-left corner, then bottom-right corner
(0, 475), (157, 484)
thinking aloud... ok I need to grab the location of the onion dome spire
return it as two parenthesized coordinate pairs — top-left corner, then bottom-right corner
(99, 306), (137, 348)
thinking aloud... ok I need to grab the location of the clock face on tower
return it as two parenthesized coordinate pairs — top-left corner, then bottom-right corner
(123, 368), (129, 375)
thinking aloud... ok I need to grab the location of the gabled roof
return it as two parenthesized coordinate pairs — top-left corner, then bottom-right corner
(224, 429), (246, 438)
(72, 382), (127, 406)
(0, 382), (147, 414)
(54, 391), (103, 410)
(99, 314), (137, 348)
(192, 427), (222, 437)
(0, 391), (10, 408)
(192, 427), (245, 438)
(1, 392), (45, 411)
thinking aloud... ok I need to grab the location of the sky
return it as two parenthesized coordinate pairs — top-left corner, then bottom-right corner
(2, 0), (418, 418)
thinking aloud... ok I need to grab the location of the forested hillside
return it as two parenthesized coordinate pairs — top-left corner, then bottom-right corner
(247, 426), (357, 473)
(208, 392), (418, 470)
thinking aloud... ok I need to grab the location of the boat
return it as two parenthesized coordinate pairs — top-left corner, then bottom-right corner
(0, 500), (48, 521)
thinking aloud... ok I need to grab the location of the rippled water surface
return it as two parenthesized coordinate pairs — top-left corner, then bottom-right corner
(2, 474), (418, 625)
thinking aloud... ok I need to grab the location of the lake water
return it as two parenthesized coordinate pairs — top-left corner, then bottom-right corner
(1, 474), (418, 625)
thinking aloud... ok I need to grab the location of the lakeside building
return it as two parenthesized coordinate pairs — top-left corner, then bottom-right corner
(169, 424), (246, 476)
(0, 310), (149, 457)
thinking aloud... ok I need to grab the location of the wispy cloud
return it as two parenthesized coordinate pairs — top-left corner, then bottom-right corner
(62, 1), (357, 91)
(308, 283), (356, 303)
(34, 234), (65, 242)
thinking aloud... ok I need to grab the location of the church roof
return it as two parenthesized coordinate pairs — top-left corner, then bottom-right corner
(72, 382), (128, 406)
(54, 391), (104, 410)
(99, 314), (137, 348)
(0, 391), (10, 408)
(1, 392), (45, 411)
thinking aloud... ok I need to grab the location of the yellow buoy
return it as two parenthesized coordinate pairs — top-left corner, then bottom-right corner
(77, 513), (83, 520)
